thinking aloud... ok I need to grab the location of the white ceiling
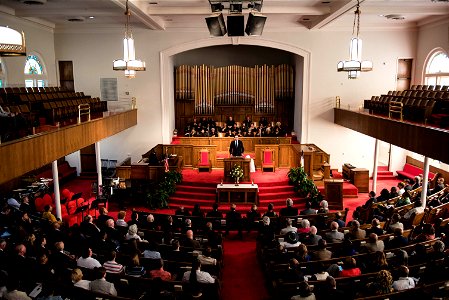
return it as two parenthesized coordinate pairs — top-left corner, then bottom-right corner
(0, 0), (448, 32)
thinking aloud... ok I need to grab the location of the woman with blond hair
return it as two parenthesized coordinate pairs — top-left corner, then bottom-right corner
(71, 268), (90, 290)
(367, 270), (393, 295)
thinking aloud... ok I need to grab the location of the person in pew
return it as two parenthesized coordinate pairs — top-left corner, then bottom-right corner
(77, 247), (101, 269)
(71, 268), (90, 290)
(183, 218), (194, 234)
(225, 203), (243, 238)
(182, 230), (201, 249)
(317, 200), (329, 214)
(36, 282), (64, 300)
(318, 276), (345, 300)
(338, 257), (362, 278)
(115, 210), (128, 228)
(413, 223), (436, 242)
(298, 219), (311, 235)
(403, 198), (425, 220)
(258, 216), (275, 247)
(290, 281), (316, 300)
(392, 265), (416, 291)
(203, 222), (222, 248)
(165, 239), (187, 262)
(365, 251), (389, 273)
(192, 204), (205, 218)
(143, 241), (161, 259)
(390, 186), (399, 199)
(103, 251), (124, 274)
(311, 262), (329, 281)
(198, 245), (217, 266)
(206, 203), (223, 218)
(80, 215), (101, 239)
(182, 258), (215, 284)
(404, 178), (413, 191)
(366, 218), (384, 236)
(105, 219), (121, 245)
(127, 211), (140, 227)
(93, 231), (117, 257)
(125, 224), (146, 242)
(3, 279), (32, 300)
(89, 267), (118, 296)
(280, 198), (299, 217)
(387, 228), (409, 249)
(438, 185), (449, 203)
(412, 176), (421, 190)
(362, 191), (377, 209)
(348, 220), (366, 240)
(376, 188), (391, 202)
(312, 239), (332, 261)
(42, 205), (61, 225)
(390, 249), (409, 269)
(51, 241), (76, 275)
(263, 203), (278, 218)
(280, 218), (297, 235)
(397, 182), (406, 196)
(395, 190), (412, 207)
(295, 244), (311, 263)
(96, 207), (113, 231)
(175, 206), (191, 217)
(125, 253), (145, 277)
(302, 226), (322, 245)
(282, 258), (305, 283)
(365, 270), (393, 296)
(431, 177), (446, 195)
(300, 202), (317, 215)
(333, 212), (346, 228)
(147, 258), (173, 281)
(387, 213), (404, 233)
(281, 231), (300, 249)
(325, 221), (344, 243)
(246, 204), (261, 233)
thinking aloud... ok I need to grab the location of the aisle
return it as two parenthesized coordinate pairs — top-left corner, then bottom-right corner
(221, 235), (270, 300)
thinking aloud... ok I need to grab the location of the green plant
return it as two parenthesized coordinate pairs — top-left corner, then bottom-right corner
(288, 167), (322, 206)
(146, 170), (183, 209)
(230, 164), (244, 180)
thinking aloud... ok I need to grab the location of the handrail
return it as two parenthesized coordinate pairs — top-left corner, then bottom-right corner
(78, 103), (91, 124)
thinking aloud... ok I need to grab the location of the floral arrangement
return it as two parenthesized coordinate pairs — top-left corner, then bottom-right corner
(230, 164), (244, 179)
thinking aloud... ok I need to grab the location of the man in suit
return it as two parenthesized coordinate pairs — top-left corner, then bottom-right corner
(325, 221), (344, 243)
(90, 267), (118, 296)
(280, 198), (299, 217)
(226, 203), (243, 238)
(229, 135), (244, 157)
(183, 230), (201, 249)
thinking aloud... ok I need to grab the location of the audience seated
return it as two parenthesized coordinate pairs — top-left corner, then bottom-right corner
(89, 267), (117, 296)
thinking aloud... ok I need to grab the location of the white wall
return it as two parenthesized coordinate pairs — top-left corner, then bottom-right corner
(1, 12), (57, 87)
(51, 28), (419, 172)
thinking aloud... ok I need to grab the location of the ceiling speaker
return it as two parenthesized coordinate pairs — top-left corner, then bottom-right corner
(227, 14), (245, 36)
(245, 13), (267, 36)
(205, 13), (227, 36)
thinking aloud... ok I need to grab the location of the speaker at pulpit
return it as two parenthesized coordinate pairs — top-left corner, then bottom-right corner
(223, 157), (251, 182)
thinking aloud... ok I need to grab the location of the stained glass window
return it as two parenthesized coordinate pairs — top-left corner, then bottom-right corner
(24, 54), (46, 87)
(424, 50), (449, 86)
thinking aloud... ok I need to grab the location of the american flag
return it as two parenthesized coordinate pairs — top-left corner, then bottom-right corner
(164, 158), (169, 172)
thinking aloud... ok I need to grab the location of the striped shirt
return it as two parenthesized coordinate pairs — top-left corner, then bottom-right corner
(103, 260), (124, 273)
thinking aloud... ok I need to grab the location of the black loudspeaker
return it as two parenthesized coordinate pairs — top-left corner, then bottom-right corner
(245, 13), (267, 36)
(227, 14), (245, 36)
(205, 13), (227, 36)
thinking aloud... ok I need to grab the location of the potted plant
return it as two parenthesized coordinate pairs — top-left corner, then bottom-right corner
(146, 170), (183, 209)
(288, 167), (322, 206)
(230, 164), (244, 185)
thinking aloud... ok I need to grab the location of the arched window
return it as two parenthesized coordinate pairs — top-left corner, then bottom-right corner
(424, 49), (449, 86)
(0, 58), (5, 88)
(24, 54), (47, 87)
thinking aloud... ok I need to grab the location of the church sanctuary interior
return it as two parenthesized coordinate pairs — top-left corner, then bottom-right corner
(1, 0), (449, 299)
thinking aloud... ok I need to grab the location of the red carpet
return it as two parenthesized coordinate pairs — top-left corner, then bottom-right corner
(221, 237), (270, 300)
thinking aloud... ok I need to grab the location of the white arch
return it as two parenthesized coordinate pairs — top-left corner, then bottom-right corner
(422, 47), (449, 83)
(160, 37), (311, 144)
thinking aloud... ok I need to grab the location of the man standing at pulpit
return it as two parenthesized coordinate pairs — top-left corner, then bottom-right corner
(229, 135), (244, 157)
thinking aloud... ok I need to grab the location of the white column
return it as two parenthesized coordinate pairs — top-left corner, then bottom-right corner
(52, 160), (62, 220)
(421, 157), (430, 208)
(95, 142), (103, 196)
(372, 139), (379, 192)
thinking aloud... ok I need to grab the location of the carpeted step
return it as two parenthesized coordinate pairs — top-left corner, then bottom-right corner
(176, 185), (217, 193)
(169, 197), (216, 206)
(180, 181), (218, 188)
(259, 191), (299, 201)
(377, 166), (389, 172)
(173, 191), (216, 200)
(376, 174), (398, 180)
(258, 185), (294, 193)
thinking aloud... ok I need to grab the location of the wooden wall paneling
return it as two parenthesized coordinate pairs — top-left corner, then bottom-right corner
(0, 109), (137, 184)
(278, 144), (291, 168)
(192, 145), (217, 168)
(163, 145), (194, 167)
(116, 166), (131, 179)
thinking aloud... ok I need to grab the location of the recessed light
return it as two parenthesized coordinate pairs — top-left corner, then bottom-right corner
(149, 2), (158, 4)
(88, 16), (95, 19)
(385, 14), (405, 20)
(321, 1), (331, 4)
(303, 18), (310, 21)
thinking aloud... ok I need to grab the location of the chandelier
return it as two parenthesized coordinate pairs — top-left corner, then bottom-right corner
(112, 0), (146, 78)
(337, 0), (372, 79)
(0, 26), (26, 57)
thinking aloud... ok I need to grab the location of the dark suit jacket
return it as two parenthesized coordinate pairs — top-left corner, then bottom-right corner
(280, 206), (299, 217)
(229, 140), (244, 156)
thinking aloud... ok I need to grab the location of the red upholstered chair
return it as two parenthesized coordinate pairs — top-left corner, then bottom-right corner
(198, 149), (212, 172)
(42, 194), (54, 207)
(34, 197), (45, 212)
(262, 148), (275, 173)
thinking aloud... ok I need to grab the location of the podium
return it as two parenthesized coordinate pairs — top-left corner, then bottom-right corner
(324, 179), (344, 210)
(223, 157), (251, 182)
